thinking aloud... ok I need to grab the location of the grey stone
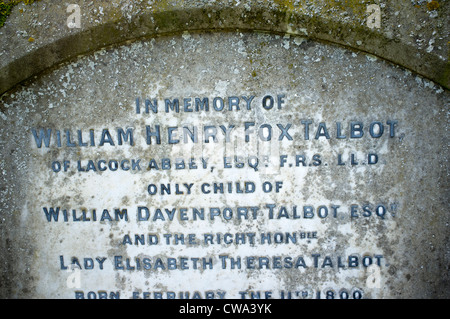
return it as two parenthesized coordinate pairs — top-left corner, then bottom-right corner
(0, 1), (448, 299)
(0, 0), (448, 96)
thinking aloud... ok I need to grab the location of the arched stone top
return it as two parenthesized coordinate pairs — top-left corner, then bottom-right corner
(0, 0), (448, 96)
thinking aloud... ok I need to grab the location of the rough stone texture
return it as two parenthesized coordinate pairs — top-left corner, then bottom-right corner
(0, 31), (448, 299)
(0, 0), (448, 98)
(0, 0), (449, 299)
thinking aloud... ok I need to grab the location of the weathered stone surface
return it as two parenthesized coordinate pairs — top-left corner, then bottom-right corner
(0, 1), (448, 299)
(0, 0), (448, 97)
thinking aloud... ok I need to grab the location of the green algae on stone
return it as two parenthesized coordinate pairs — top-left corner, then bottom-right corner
(0, 0), (40, 28)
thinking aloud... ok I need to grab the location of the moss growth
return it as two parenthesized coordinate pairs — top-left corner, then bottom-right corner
(273, 0), (297, 11)
(0, 0), (40, 28)
(426, 1), (439, 11)
(0, 2), (14, 27)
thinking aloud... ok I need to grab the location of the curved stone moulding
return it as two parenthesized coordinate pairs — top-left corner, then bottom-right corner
(0, 1), (448, 97)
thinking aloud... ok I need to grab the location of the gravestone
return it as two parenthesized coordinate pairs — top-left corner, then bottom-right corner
(0, 0), (448, 299)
